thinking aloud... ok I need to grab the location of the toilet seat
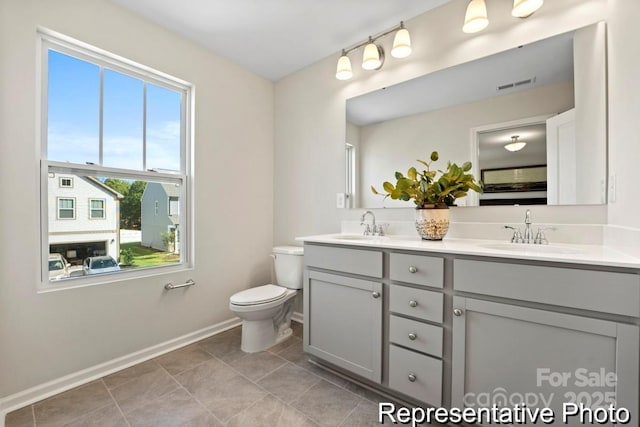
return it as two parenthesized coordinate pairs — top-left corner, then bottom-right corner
(230, 284), (288, 306)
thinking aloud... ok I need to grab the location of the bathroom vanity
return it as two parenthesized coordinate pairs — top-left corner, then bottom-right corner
(300, 235), (640, 421)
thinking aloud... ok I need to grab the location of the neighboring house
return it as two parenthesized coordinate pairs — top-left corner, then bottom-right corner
(141, 183), (180, 253)
(48, 174), (123, 264)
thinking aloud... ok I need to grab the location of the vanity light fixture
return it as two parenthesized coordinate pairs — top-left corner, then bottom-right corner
(336, 50), (353, 80)
(335, 21), (411, 80)
(504, 135), (527, 152)
(512, 0), (544, 18)
(362, 37), (384, 70)
(463, 0), (543, 33)
(463, 0), (489, 34)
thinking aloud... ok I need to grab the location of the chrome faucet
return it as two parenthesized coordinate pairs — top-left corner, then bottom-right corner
(504, 209), (555, 244)
(361, 210), (386, 236)
(523, 209), (533, 244)
(361, 210), (376, 235)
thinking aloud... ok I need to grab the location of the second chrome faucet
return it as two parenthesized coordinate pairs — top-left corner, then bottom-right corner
(361, 210), (386, 236)
(505, 209), (554, 245)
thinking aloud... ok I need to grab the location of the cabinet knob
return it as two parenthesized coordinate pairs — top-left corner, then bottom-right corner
(453, 308), (464, 316)
(372, 291), (381, 299)
(408, 332), (417, 341)
(408, 373), (417, 382)
(409, 300), (418, 308)
(408, 266), (418, 273)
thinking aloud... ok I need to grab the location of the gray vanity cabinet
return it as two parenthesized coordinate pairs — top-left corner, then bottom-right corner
(303, 245), (383, 383)
(451, 297), (639, 424)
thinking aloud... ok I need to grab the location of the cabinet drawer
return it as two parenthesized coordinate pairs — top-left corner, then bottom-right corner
(304, 244), (382, 278)
(390, 285), (443, 323)
(389, 345), (442, 406)
(389, 315), (443, 358)
(454, 259), (640, 317)
(390, 253), (443, 288)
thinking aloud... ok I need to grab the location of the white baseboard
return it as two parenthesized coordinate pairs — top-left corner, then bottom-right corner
(0, 317), (241, 425)
(291, 311), (304, 324)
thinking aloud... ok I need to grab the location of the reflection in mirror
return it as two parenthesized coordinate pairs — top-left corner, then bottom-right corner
(346, 22), (607, 208)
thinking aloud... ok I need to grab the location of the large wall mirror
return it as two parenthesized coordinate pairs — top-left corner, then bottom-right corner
(346, 22), (607, 209)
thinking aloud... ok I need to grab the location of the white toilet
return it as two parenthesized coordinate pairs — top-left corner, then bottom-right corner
(229, 246), (304, 353)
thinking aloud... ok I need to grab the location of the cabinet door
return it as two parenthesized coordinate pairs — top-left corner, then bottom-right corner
(452, 297), (638, 426)
(304, 270), (383, 383)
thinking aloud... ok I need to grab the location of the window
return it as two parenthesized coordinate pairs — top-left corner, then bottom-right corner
(89, 199), (106, 219)
(169, 196), (179, 216)
(57, 198), (75, 219)
(40, 30), (192, 286)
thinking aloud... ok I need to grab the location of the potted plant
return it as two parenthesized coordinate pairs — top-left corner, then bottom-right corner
(371, 151), (482, 240)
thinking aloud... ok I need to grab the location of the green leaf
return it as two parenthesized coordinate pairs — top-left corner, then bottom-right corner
(462, 161), (472, 172)
(371, 185), (379, 195)
(430, 151), (439, 162)
(395, 171), (404, 180)
(382, 181), (395, 193)
(416, 159), (430, 168)
(407, 167), (417, 180)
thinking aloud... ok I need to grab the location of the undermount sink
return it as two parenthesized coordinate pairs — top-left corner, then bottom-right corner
(479, 243), (585, 255)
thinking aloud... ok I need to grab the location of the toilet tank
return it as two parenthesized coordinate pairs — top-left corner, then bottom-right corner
(272, 246), (304, 289)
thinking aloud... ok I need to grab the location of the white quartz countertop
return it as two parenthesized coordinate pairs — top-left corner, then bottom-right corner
(296, 234), (640, 270)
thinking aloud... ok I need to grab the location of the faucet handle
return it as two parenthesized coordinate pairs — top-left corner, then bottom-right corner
(373, 223), (389, 236)
(534, 227), (556, 245)
(362, 224), (372, 236)
(504, 225), (524, 243)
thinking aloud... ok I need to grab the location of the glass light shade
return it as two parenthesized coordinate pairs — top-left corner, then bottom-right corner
(336, 55), (353, 80)
(512, 0), (543, 17)
(362, 43), (382, 70)
(391, 28), (412, 58)
(463, 0), (489, 34)
(504, 138), (527, 151)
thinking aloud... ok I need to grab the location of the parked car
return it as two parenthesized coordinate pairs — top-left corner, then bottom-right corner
(48, 253), (70, 280)
(83, 255), (120, 275)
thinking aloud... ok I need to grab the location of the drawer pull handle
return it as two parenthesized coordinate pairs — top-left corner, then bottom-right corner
(408, 266), (418, 273)
(408, 332), (417, 341)
(372, 291), (381, 299)
(408, 373), (417, 382)
(453, 308), (464, 316)
(409, 300), (418, 308)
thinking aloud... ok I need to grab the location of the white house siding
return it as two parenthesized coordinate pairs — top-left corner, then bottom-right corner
(48, 174), (121, 261)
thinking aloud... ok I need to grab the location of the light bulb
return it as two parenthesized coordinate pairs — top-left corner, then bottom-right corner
(391, 28), (412, 58)
(512, 0), (543, 18)
(463, 0), (489, 34)
(336, 53), (352, 80)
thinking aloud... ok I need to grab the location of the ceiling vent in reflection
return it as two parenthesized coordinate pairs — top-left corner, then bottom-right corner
(497, 76), (536, 91)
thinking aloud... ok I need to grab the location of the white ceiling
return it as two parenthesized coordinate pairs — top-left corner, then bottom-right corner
(110, 0), (450, 81)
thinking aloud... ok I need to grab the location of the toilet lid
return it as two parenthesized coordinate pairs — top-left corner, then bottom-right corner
(230, 284), (288, 306)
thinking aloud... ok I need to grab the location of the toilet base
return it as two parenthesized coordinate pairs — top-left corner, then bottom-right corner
(240, 318), (293, 353)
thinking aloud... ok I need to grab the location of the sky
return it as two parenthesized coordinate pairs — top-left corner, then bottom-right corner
(47, 49), (182, 172)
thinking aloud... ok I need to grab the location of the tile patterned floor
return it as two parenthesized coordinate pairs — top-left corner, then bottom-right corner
(5, 323), (387, 427)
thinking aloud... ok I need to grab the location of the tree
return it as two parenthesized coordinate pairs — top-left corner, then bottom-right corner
(121, 181), (146, 229)
(103, 179), (146, 230)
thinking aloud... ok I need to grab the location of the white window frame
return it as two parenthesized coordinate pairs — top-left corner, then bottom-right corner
(89, 198), (106, 220)
(345, 143), (356, 206)
(59, 177), (73, 188)
(38, 29), (194, 289)
(57, 197), (76, 220)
